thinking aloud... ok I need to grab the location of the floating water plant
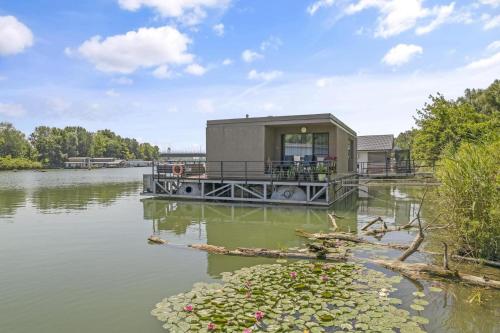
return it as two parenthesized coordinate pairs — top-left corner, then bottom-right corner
(152, 261), (428, 332)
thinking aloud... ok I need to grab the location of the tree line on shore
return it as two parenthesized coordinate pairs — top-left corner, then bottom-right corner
(395, 79), (499, 261)
(0, 124), (160, 169)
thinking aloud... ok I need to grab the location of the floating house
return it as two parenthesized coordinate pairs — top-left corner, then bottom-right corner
(64, 157), (125, 169)
(143, 113), (358, 206)
(356, 135), (394, 175)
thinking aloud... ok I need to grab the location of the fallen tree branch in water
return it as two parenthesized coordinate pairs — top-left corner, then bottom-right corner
(371, 259), (500, 289)
(188, 244), (348, 261)
(361, 216), (383, 231)
(296, 230), (410, 250)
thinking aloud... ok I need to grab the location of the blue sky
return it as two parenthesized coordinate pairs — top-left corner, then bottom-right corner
(0, 0), (499, 151)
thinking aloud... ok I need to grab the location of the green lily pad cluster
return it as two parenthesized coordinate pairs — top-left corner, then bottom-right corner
(152, 261), (428, 332)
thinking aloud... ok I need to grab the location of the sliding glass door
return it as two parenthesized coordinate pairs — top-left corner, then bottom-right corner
(282, 133), (329, 160)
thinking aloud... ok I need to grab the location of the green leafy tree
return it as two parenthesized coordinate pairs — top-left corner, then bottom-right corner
(0, 122), (33, 158)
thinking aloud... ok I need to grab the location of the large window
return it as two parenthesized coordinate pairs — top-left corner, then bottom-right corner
(282, 133), (329, 160)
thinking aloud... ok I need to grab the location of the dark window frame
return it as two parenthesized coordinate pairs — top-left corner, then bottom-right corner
(281, 132), (329, 161)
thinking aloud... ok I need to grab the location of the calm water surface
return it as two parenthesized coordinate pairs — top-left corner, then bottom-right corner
(0, 169), (498, 333)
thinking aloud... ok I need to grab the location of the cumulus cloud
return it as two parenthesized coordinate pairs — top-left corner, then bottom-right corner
(342, 0), (460, 38)
(222, 58), (233, 65)
(247, 69), (283, 81)
(382, 44), (423, 66)
(465, 51), (500, 70)
(185, 63), (207, 76)
(483, 14), (500, 30)
(0, 102), (26, 116)
(212, 23), (224, 36)
(152, 64), (173, 79)
(0, 16), (34, 56)
(77, 26), (193, 74)
(307, 0), (335, 15)
(241, 49), (263, 63)
(415, 3), (455, 35)
(260, 36), (283, 51)
(487, 40), (500, 51)
(118, 0), (230, 25)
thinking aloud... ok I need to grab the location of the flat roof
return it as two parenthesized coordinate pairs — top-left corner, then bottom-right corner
(207, 113), (356, 136)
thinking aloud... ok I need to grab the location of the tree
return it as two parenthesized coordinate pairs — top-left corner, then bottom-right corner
(412, 92), (498, 161)
(0, 122), (33, 158)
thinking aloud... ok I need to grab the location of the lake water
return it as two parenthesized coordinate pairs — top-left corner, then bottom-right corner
(0, 168), (498, 333)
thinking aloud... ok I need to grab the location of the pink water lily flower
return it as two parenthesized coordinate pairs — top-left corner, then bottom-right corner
(183, 304), (194, 312)
(243, 328), (252, 333)
(254, 310), (265, 321)
(321, 275), (329, 282)
(207, 322), (216, 331)
(290, 271), (297, 279)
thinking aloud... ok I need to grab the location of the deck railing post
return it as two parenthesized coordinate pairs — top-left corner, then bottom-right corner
(220, 161), (224, 183)
(245, 161), (248, 184)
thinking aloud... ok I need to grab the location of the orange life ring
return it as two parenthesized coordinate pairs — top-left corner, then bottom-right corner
(172, 164), (184, 176)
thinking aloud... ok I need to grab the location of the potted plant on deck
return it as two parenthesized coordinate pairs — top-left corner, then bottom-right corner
(315, 163), (327, 182)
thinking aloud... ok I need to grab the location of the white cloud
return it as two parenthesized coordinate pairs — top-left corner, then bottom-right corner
(118, 0), (230, 25)
(382, 44), (423, 66)
(415, 3), (455, 35)
(260, 36), (283, 51)
(344, 0), (461, 38)
(197, 98), (215, 113)
(152, 64), (174, 79)
(479, 0), (500, 7)
(247, 69), (283, 81)
(307, 0), (335, 15)
(483, 14), (500, 30)
(212, 23), (224, 36)
(316, 77), (334, 88)
(111, 77), (134, 85)
(222, 58), (233, 65)
(464, 51), (500, 70)
(0, 75), (6, 81)
(0, 102), (25, 116)
(167, 106), (179, 113)
(185, 63), (207, 76)
(46, 97), (71, 113)
(345, 0), (429, 38)
(106, 89), (120, 97)
(487, 40), (500, 51)
(241, 49), (263, 63)
(0, 16), (34, 56)
(77, 26), (193, 74)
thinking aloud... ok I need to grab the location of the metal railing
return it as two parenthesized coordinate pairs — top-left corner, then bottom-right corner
(357, 159), (438, 176)
(151, 160), (338, 182)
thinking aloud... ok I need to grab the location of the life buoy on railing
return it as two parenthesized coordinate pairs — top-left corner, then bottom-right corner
(172, 164), (184, 176)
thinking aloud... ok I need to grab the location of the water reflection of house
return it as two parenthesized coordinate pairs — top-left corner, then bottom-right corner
(357, 186), (419, 225)
(142, 199), (358, 276)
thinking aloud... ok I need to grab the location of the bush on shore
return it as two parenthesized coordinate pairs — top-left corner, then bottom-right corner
(436, 139), (499, 260)
(0, 156), (43, 170)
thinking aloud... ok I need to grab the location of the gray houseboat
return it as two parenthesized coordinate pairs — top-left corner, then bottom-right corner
(143, 113), (358, 206)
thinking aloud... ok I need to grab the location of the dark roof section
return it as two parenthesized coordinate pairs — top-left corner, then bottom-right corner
(357, 135), (394, 151)
(207, 113), (356, 136)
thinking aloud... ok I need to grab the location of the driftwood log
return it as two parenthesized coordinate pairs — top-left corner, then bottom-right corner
(148, 235), (167, 244)
(296, 230), (410, 250)
(189, 244), (348, 261)
(372, 259), (500, 289)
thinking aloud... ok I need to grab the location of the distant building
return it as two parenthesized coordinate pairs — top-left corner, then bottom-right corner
(64, 157), (126, 169)
(126, 160), (152, 167)
(159, 152), (206, 162)
(357, 135), (394, 175)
